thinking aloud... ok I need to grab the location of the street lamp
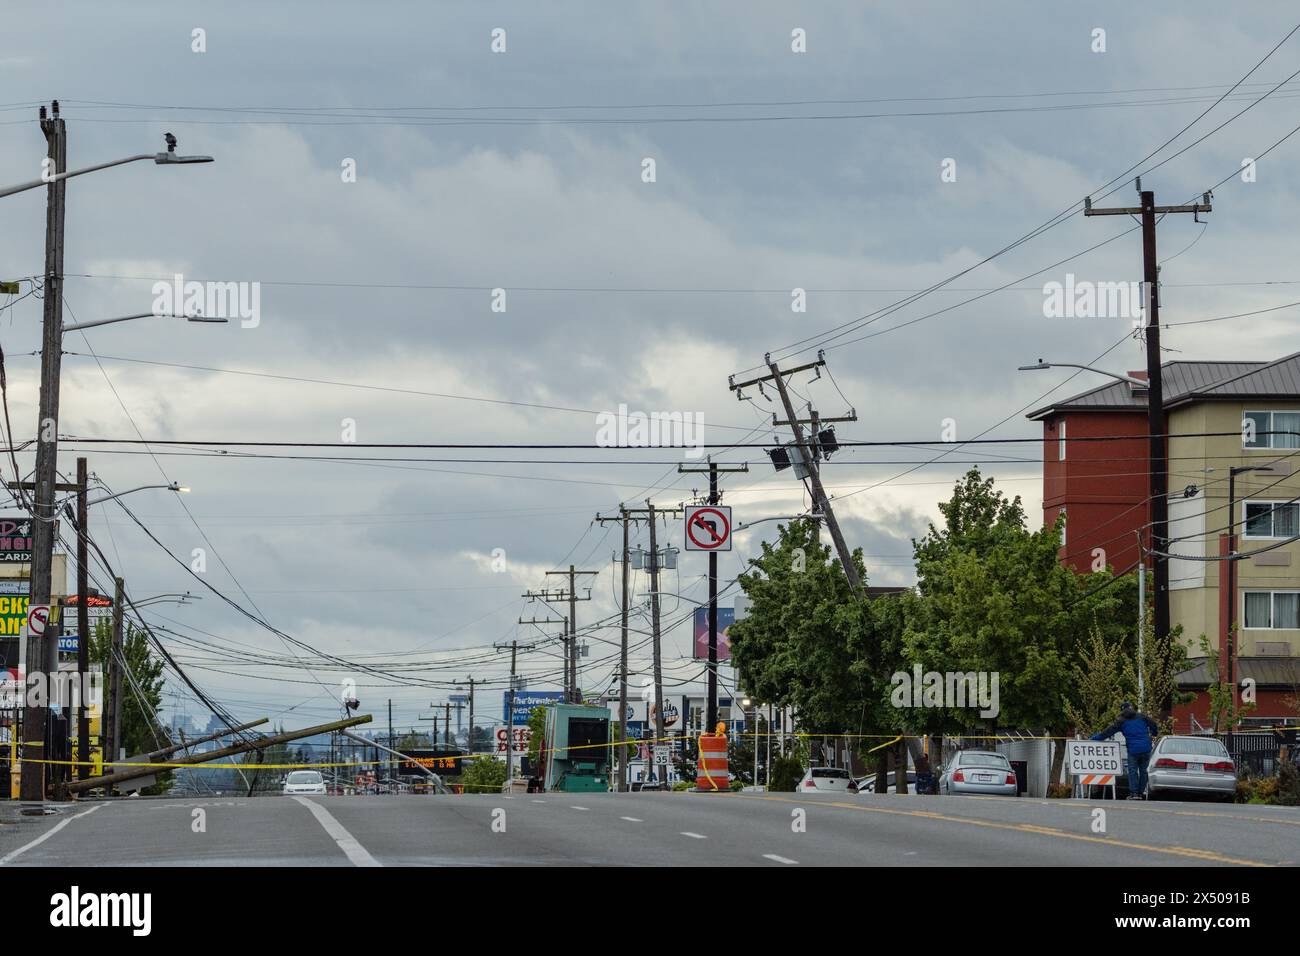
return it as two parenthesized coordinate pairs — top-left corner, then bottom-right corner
(63, 312), (228, 333)
(1016, 360), (1147, 388)
(82, 482), (189, 508)
(0, 132), (213, 200)
(741, 697), (761, 790)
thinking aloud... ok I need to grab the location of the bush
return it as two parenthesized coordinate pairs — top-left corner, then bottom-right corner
(459, 757), (508, 793)
(1046, 783), (1073, 799)
(769, 753), (805, 792)
(672, 780), (694, 792)
(1277, 761), (1300, 806)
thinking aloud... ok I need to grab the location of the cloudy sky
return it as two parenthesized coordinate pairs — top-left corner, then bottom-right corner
(2, 1), (1298, 734)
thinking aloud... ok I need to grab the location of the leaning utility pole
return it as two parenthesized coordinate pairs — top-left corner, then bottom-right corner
(74, 457), (89, 781)
(1086, 182), (1211, 716)
(21, 102), (67, 803)
(730, 352), (862, 595)
(677, 461), (748, 729)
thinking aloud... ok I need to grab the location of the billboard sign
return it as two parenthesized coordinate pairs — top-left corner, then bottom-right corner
(692, 606), (735, 661)
(0, 519), (33, 564)
(399, 749), (466, 776)
(504, 689), (566, 726)
(496, 726), (530, 753)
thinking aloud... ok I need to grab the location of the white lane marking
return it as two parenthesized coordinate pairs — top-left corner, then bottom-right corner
(570, 805), (589, 811)
(293, 796), (381, 867)
(680, 831), (707, 839)
(0, 803), (107, 866)
(763, 853), (799, 865)
(620, 816), (643, 822)
(532, 799), (546, 804)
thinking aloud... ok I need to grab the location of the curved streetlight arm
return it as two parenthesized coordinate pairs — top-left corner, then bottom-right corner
(0, 151), (213, 200)
(1017, 360), (1147, 388)
(84, 483), (185, 507)
(63, 311), (228, 333)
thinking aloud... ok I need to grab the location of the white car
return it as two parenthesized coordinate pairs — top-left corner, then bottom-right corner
(797, 767), (858, 793)
(282, 770), (326, 795)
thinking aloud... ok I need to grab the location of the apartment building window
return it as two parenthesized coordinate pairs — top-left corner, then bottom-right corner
(1243, 590), (1300, 629)
(1242, 410), (1300, 449)
(1243, 500), (1300, 538)
(1058, 420), (1066, 461)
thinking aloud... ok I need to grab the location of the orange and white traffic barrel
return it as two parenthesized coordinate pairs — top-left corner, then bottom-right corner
(694, 729), (730, 792)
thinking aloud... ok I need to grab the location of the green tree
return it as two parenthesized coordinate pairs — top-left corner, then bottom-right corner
(88, 617), (170, 792)
(525, 705), (547, 763)
(1064, 624), (1131, 735)
(460, 756), (508, 792)
(1195, 631), (1254, 732)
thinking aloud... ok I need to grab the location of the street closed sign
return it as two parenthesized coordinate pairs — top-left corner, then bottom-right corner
(1066, 739), (1122, 777)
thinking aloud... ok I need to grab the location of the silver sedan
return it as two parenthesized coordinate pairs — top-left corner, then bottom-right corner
(1147, 736), (1237, 801)
(938, 751), (1018, 797)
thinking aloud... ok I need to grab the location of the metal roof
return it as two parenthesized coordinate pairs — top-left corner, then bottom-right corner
(1176, 656), (1300, 688)
(1027, 360), (1268, 420)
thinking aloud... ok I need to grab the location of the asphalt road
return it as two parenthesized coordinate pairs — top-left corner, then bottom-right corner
(1, 791), (1297, 866)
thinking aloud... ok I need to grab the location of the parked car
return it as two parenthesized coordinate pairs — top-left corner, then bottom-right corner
(798, 767), (858, 793)
(282, 770), (327, 795)
(856, 770), (918, 794)
(1147, 735), (1237, 801)
(938, 751), (1018, 797)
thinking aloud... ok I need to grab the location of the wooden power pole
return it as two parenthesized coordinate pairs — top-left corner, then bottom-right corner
(1086, 181), (1211, 716)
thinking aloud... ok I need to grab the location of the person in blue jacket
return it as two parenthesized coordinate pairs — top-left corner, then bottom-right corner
(1091, 701), (1160, 799)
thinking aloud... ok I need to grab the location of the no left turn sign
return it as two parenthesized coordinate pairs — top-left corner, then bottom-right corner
(27, 604), (51, 637)
(685, 505), (731, 552)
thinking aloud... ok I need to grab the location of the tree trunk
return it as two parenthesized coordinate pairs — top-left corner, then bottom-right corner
(1049, 725), (1069, 791)
(895, 739), (909, 794)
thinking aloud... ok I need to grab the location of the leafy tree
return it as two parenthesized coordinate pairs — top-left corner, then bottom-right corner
(88, 617), (170, 792)
(525, 705), (546, 762)
(1064, 625), (1131, 735)
(1195, 631), (1254, 732)
(460, 756), (508, 792)
(730, 518), (876, 735)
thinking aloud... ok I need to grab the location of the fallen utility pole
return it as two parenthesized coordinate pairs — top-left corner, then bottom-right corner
(342, 729), (448, 794)
(62, 717), (269, 796)
(1085, 181), (1211, 718)
(62, 714), (368, 795)
(677, 461), (748, 729)
(730, 351), (862, 595)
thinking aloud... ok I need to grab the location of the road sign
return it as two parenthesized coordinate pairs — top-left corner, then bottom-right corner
(653, 746), (670, 767)
(685, 505), (731, 552)
(26, 604), (50, 638)
(1067, 739), (1121, 792)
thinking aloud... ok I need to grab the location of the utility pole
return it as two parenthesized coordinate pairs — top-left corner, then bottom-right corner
(730, 352), (861, 594)
(545, 566), (598, 702)
(104, 576), (124, 775)
(21, 101), (67, 803)
(387, 699), (393, 785)
(444, 702), (450, 747)
(595, 506), (641, 791)
(75, 458), (89, 781)
(495, 639), (536, 786)
(677, 462), (749, 729)
(454, 678), (477, 753)
(1086, 182), (1211, 717)
(646, 501), (666, 780)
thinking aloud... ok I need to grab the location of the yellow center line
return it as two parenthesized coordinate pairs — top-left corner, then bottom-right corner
(740, 794), (1276, 867)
